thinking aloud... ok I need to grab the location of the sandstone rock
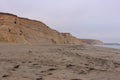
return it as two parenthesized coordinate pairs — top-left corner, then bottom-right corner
(0, 13), (85, 44)
(0, 12), (103, 45)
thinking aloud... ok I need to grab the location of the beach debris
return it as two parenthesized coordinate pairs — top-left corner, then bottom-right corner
(13, 64), (20, 69)
(2, 74), (9, 78)
(47, 67), (57, 71)
(71, 79), (82, 80)
(36, 77), (43, 80)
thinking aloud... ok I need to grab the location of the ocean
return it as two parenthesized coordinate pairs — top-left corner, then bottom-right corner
(96, 45), (120, 49)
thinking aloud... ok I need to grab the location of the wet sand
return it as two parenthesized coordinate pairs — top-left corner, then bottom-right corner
(0, 44), (120, 80)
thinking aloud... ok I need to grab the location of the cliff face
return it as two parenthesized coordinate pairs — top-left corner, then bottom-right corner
(0, 13), (85, 44)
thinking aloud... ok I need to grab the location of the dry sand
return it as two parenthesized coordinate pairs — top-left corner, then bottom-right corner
(0, 43), (120, 80)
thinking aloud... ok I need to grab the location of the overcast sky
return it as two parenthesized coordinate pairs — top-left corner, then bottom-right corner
(0, 0), (120, 42)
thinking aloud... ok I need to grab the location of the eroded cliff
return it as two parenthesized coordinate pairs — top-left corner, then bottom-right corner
(0, 13), (85, 44)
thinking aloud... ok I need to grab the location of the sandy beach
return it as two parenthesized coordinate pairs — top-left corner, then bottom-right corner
(0, 43), (120, 80)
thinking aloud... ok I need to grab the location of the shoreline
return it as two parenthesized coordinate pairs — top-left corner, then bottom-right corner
(95, 44), (120, 49)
